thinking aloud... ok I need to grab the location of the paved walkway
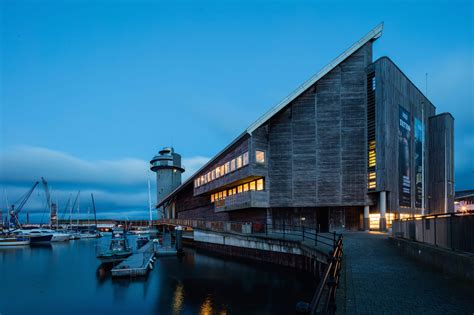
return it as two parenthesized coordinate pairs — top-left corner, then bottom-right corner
(336, 232), (474, 314)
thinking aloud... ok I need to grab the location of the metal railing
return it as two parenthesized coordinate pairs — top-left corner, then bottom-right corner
(159, 218), (340, 250)
(392, 210), (474, 253)
(309, 235), (344, 315)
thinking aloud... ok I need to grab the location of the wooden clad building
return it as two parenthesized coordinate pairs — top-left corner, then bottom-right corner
(154, 24), (454, 231)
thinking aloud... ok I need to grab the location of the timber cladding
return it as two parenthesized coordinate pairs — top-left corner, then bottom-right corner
(252, 43), (373, 208)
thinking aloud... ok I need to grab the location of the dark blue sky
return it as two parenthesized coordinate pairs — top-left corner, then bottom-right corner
(1, 0), (472, 220)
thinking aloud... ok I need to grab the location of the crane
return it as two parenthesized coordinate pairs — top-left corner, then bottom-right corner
(41, 177), (56, 227)
(9, 181), (39, 228)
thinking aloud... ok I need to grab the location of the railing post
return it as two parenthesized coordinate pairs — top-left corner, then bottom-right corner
(315, 230), (318, 246)
(333, 231), (336, 250)
(434, 216), (437, 247)
(282, 222), (285, 239)
(302, 225), (305, 240)
(450, 213), (454, 250)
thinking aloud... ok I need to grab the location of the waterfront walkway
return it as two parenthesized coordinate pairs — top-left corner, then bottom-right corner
(336, 232), (473, 314)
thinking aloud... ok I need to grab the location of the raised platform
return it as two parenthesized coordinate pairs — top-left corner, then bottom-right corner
(111, 241), (155, 278)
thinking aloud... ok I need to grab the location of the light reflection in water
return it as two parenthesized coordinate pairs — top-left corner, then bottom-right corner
(172, 282), (184, 314)
(200, 294), (213, 315)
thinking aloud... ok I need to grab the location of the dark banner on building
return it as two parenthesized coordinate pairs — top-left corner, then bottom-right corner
(414, 118), (424, 208)
(399, 106), (411, 207)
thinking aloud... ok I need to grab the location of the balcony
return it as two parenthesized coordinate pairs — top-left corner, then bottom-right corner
(214, 190), (269, 212)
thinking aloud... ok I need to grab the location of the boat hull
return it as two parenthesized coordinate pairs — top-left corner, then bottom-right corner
(97, 252), (133, 263)
(51, 234), (70, 242)
(0, 238), (30, 246)
(29, 234), (53, 244)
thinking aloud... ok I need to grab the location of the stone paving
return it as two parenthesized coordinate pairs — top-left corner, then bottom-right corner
(336, 232), (474, 314)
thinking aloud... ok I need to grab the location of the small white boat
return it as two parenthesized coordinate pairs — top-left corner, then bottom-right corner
(80, 232), (101, 239)
(0, 235), (31, 246)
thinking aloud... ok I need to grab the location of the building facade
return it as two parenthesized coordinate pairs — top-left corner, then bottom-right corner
(154, 24), (454, 231)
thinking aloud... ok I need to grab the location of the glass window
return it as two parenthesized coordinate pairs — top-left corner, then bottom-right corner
(243, 152), (249, 166)
(218, 192), (222, 199)
(236, 155), (242, 168)
(220, 165), (225, 176)
(228, 189), (233, 196)
(243, 183), (249, 192)
(211, 194), (215, 203)
(256, 151), (265, 163)
(249, 181), (256, 191)
(216, 167), (220, 178)
(225, 162), (230, 174)
(223, 191), (227, 198)
(207, 172), (211, 182)
(211, 169), (215, 180)
(230, 159), (236, 172)
(257, 178), (264, 191)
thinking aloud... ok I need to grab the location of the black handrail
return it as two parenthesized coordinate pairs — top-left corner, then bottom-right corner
(309, 235), (344, 315)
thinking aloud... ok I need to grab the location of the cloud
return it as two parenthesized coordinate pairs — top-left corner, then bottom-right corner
(0, 145), (210, 221)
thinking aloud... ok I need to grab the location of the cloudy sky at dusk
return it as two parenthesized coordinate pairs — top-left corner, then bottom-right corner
(1, 0), (472, 222)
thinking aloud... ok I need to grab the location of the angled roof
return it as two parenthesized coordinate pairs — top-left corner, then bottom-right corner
(156, 23), (384, 208)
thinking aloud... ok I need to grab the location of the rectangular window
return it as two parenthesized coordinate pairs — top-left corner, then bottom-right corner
(232, 188), (236, 195)
(223, 190), (227, 198)
(249, 181), (256, 191)
(256, 151), (265, 163)
(218, 192), (222, 199)
(236, 155), (243, 169)
(211, 169), (215, 181)
(216, 167), (220, 178)
(228, 189), (233, 196)
(220, 165), (225, 177)
(256, 178), (264, 190)
(237, 185), (243, 193)
(243, 151), (249, 166)
(207, 173), (211, 182)
(230, 159), (236, 172)
(243, 183), (249, 192)
(224, 162), (230, 174)
(211, 194), (215, 203)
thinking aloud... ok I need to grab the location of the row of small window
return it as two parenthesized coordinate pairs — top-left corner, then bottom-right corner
(211, 178), (265, 202)
(368, 172), (376, 190)
(194, 150), (266, 188)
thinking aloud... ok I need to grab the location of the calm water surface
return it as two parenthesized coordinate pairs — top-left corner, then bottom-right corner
(0, 236), (315, 315)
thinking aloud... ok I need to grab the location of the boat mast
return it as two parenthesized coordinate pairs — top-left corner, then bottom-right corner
(91, 193), (98, 232)
(76, 191), (81, 233)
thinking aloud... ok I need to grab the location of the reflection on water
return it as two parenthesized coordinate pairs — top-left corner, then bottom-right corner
(172, 282), (184, 314)
(0, 236), (316, 315)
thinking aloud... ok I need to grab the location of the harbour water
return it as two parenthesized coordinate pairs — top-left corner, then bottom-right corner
(0, 236), (316, 314)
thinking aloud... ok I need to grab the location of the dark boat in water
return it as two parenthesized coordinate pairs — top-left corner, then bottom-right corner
(96, 229), (132, 263)
(136, 236), (149, 249)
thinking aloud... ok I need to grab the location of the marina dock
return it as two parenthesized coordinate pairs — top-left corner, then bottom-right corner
(111, 241), (155, 278)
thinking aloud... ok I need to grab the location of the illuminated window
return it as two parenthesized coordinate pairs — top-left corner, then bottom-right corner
(256, 151), (265, 163)
(232, 188), (236, 195)
(207, 172), (211, 182)
(256, 179), (264, 191)
(218, 192), (222, 200)
(230, 159), (236, 172)
(236, 155), (242, 169)
(211, 170), (215, 180)
(249, 181), (256, 191)
(215, 167), (220, 178)
(243, 152), (249, 166)
(225, 162), (230, 174)
(237, 185), (243, 193)
(222, 190), (227, 198)
(220, 165), (225, 176)
(228, 189), (233, 196)
(211, 194), (215, 203)
(243, 183), (249, 192)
